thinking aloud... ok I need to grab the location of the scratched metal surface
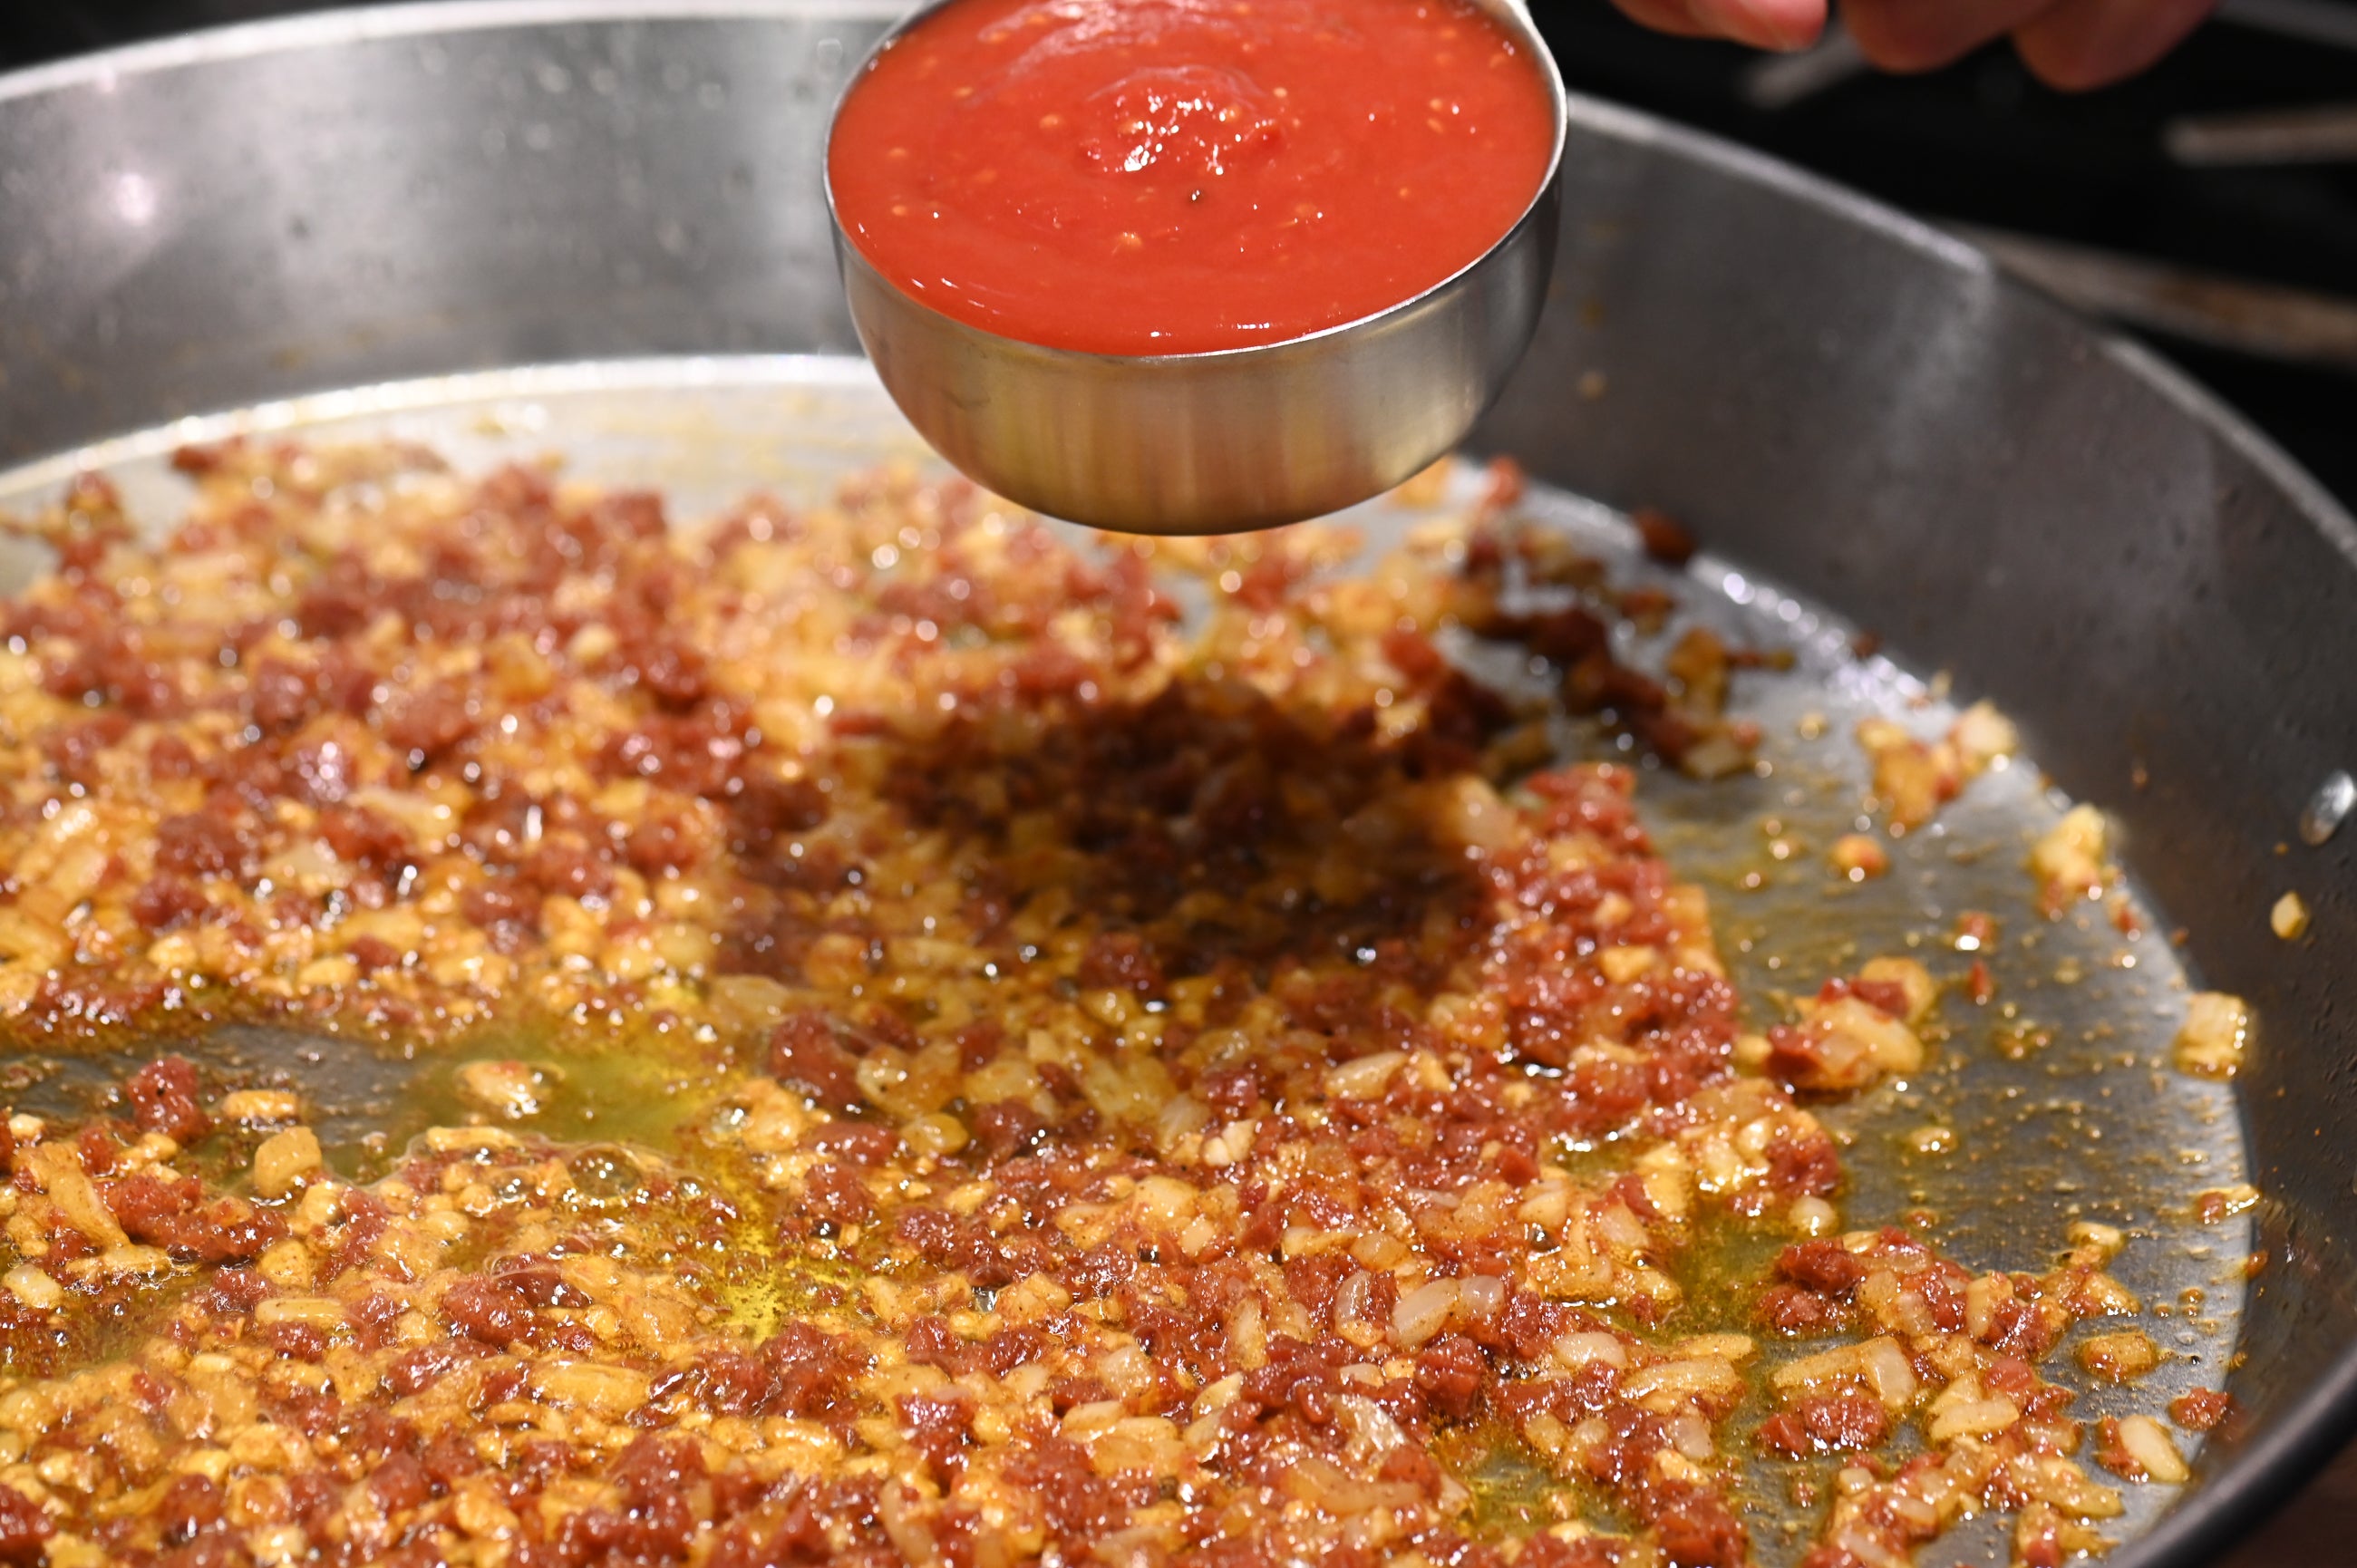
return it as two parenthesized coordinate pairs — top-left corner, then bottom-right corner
(0, 356), (2254, 1563)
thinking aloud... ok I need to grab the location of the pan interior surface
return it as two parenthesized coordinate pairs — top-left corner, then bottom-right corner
(0, 353), (2255, 1565)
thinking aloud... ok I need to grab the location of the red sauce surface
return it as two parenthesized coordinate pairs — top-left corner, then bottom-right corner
(829, 0), (1557, 355)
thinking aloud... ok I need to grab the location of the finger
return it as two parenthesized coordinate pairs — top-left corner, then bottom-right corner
(1688, 0), (1829, 51)
(2013, 0), (2215, 88)
(1843, 0), (2056, 72)
(1606, 0), (1722, 40)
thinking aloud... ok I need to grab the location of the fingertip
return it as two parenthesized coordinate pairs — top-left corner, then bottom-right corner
(1760, 7), (1829, 50)
(1758, 0), (1831, 52)
(1606, 0), (1722, 41)
(2013, 0), (2213, 91)
(2011, 34), (2119, 91)
(1842, 0), (1987, 73)
(1685, 0), (1828, 51)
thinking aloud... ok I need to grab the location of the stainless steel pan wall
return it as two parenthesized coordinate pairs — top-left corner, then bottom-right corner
(2, 7), (2353, 1562)
(0, 3), (881, 460)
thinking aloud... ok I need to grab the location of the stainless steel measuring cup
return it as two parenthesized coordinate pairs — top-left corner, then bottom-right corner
(825, 0), (1569, 535)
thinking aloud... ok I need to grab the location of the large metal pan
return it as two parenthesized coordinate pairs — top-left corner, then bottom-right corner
(0, 6), (2352, 1565)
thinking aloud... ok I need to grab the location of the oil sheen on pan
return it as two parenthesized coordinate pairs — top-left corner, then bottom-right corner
(827, 0), (1559, 354)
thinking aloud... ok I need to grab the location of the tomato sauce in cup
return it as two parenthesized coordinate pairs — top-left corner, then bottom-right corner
(828, 0), (1558, 357)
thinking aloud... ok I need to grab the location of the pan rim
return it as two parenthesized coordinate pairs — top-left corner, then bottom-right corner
(5, 0), (2350, 568)
(0, 0), (901, 102)
(4, 3), (2356, 1561)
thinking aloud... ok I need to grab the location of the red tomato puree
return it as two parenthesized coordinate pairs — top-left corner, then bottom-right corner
(829, 0), (1557, 356)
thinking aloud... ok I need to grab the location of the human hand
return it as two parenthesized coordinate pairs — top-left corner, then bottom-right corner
(1605, 0), (2217, 90)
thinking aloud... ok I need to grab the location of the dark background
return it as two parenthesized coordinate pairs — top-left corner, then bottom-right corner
(5, 1), (2357, 1554)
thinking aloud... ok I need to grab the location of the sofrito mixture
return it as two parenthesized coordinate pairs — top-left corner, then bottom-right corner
(0, 444), (2233, 1568)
